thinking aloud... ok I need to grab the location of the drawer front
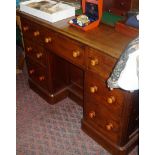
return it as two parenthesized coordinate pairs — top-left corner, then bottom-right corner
(26, 58), (48, 90)
(114, 0), (131, 10)
(85, 100), (120, 143)
(24, 40), (46, 66)
(21, 18), (42, 42)
(128, 92), (139, 138)
(42, 29), (55, 51)
(87, 48), (116, 80)
(21, 18), (55, 46)
(52, 34), (85, 68)
(85, 71), (124, 117)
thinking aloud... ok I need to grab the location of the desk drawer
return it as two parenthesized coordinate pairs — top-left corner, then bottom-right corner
(87, 47), (116, 80)
(52, 34), (85, 68)
(21, 18), (42, 43)
(26, 58), (48, 90)
(128, 92), (139, 138)
(114, 0), (131, 11)
(85, 100), (120, 143)
(21, 17), (55, 46)
(85, 71), (124, 117)
(24, 39), (46, 66)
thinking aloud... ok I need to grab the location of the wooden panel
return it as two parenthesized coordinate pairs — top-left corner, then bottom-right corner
(85, 100), (121, 143)
(24, 39), (46, 66)
(52, 54), (70, 93)
(26, 57), (48, 90)
(103, 0), (114, 11)
(70, 64), (84, 89)
(18, 10), (135, 59)
(68, 64), (84, 106)
(41, 28), (55, 50)
(85, 71), (124, 118)
(21, 17), (55, 46)
(109, 0), (139, 15)
(128, 92), (139, 138)
(52, 34), (85, 68)
(21, 17), (41, 42)
(16, 15), (22, 30)
(130, 0), (139, 10)
(114, 0), (131, 11)
(87, 47), (117, 80)
(115, 22), (139, 38)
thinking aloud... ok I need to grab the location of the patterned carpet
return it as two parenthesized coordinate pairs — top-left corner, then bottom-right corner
(16, 67), (138, 155)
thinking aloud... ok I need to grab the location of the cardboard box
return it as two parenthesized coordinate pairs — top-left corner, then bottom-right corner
(20, 0), (75, 23)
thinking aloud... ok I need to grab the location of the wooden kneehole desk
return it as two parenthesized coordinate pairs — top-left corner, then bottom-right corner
(17, 10), (139, 155)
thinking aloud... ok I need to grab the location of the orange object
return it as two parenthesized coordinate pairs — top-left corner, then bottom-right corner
(69, 0), (103, 31)
(115, 22), (139, 37)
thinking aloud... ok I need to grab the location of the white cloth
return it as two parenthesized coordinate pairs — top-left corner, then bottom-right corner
(117, 49), (139, 91)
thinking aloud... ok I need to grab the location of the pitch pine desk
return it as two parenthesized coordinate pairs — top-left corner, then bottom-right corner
(17, 10), (139, 155)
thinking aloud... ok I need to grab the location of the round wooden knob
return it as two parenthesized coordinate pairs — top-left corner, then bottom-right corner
(72, 50), (80, 58)
(90, 58), (98, 66)
(27, 47), (32, 52)
(107, 96), (115, 104)
(45, 37), (52, 43)
(39, 76), (45, 81)
(106, 123), (113, 131)
(33, 31), (40, 37)
(29, 69), (34, 75)
(120, 2), (125, 6)
(23, 26), (29, 32)
(90, 86), (98, 93)
(36, 53), (43, 59)
(89, 111), (95, 118)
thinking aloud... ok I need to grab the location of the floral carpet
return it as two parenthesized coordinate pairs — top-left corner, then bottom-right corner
(16, 65), (138, 155)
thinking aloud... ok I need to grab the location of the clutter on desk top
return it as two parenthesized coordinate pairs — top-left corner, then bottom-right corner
(115, 10), (139, 37)
(126, 11), (139, 28)
(69, 0), (103, 31)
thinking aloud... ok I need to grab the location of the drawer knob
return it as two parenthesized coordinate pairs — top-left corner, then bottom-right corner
(120, 2), (125, 6)
(45, 37), (52, 43)
(90, 58), (98, 66)
(29, 69), (35, 75)
(72, 50), (80, 58)
(89, 111), (95, 118)
(23, 26), (29, 32)
(39, 76), (45, 81)
(90, 86), (98, 93)
(107, 96), (116, 104)
(27, 47), (32, 52)
(106, 123), (113, 131)
(36, 53), (43, 59)
(34, 31), (40, 37)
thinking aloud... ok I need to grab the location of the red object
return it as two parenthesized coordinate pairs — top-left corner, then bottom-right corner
(115, 22), (139, 37)
(69, 0), (103, 31)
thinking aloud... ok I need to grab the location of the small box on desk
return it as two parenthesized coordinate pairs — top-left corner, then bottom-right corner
(115, 22), (139, 37)
(69, 0), (103, 31)
(20, 0), (75, 23)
